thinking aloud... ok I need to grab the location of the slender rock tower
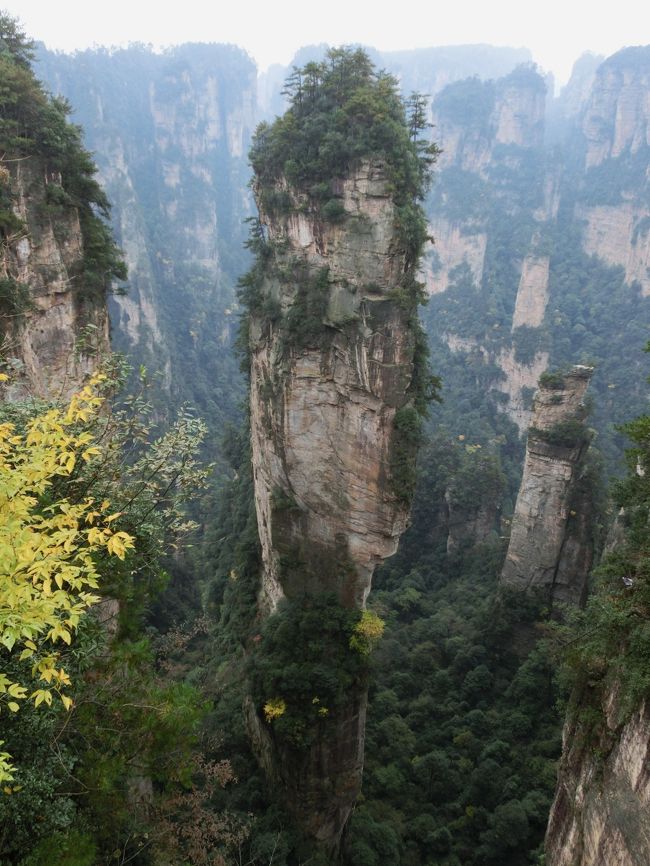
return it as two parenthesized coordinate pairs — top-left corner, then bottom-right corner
(241, 49), (435, 854)
(500, 366), (595, 605)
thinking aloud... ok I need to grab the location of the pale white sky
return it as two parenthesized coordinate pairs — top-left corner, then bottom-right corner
(3, 0), (647, 85)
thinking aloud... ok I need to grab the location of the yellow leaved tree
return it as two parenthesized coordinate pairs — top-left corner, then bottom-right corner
(0, 372), (134, 782)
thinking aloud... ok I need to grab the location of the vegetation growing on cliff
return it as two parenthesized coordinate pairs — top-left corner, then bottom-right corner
(249, 595), (371, 750)
(0, 12), (125, 324)
(240, 47), (441, 516)
(561, 348), (650, 726)
(250, 47), (438, 264)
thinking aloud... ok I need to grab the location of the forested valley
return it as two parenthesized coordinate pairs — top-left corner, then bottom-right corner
(1, 11), (650, 866)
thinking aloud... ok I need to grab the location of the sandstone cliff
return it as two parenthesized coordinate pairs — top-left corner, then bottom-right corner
(500, 367), (594, 605)
(582, 47), (650, 169)
(431, 65), (546, 176)
(0, 33), (126, 404)
(37, 43), (256, 426)
(240, 48), (438, 852)
(250, 159), (416, 613)
(424, 66), (550, 431)
(546, 685), (650, 866)
(576, 47), (650, 296)
(246, 155), (421, 850)
(422, 49), (650, 454)
(0, 157), (110, 399)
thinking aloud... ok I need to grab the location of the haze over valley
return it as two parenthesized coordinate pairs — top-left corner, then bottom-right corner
(0, 8), (649, 865)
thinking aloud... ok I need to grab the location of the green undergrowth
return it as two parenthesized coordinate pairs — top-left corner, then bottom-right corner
(248, 595), (370, 751)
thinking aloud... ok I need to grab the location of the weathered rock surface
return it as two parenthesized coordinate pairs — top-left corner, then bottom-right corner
(425, 50), (650, 445)
(512, 253), (550, 328)
(251, 159), (415, 614)
(500, 367), (594, 604)
(582, 48), (650, 169)
(494, 347), (550, 432)
(577, 48), (650, 294)
(443, 335), (548, 432)
(494, 72), (546, 148)
(38, 44), (256, 420)
(432, 66), (546, 175)
(422, 219), (487, 295)
(546, 686), (650, 866)
(577, 201), (650, 297)
(248, 158), (418, 850)
(428, 67), (551, 429)
(445, 487), (499, 554)
(0, 159), (109, 399)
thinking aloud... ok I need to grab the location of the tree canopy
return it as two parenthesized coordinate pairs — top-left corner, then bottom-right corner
(250, 47), (439, 213)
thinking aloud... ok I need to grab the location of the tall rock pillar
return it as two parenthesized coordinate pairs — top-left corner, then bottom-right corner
(245, 154), (422, 851)
(501, 366), (595, 605)
(239, 51), (438, 855)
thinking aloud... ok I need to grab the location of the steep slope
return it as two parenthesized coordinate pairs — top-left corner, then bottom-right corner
(575, 47), (650, 296)
(250, 158), (417, 613)
(545, 401), (650, 866)
(547, 689), (650, 866)
(422, 52), (650, 471)
(0, 157), (110, 398)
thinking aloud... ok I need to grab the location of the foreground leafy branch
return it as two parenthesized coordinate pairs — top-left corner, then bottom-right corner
(0, 372), (134, 781)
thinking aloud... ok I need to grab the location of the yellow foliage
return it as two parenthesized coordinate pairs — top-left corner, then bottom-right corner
(263, 698), (287, 722)
(0, 372), (134, 782)
(349, 610), (385, 655)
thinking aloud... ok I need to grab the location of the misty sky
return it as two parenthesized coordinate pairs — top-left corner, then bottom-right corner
(3, 0), (646, 85)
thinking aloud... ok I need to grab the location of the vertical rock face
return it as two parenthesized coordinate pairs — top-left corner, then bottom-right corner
(500, 367), (594, 605)
(431, 66), (546, 175)
(582, 47), (650, 169)
(37, 44), (256, 424)
(511, 253), (550, 329)
(576, 47), (650, 296)
(546, 687), (650, 866)
(444, 482), (500, 554)
(0, 158), (109, 399)
(248, 158), (419, 850)
(423, 67), (550, 431)
(421, 49), (650, 454)
(251, 159), (414, 613)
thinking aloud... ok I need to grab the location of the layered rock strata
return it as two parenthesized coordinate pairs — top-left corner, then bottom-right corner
(546, 686), (650, 866)
(38, 43), (256, 420)
(0, 159), (109, 399)
(500, 367), (594, 605)
(248, 158), (419, 850)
